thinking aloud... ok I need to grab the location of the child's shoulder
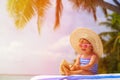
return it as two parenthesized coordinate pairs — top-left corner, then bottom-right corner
(91, 53), (99, 59)
(76, 54), (82, 58)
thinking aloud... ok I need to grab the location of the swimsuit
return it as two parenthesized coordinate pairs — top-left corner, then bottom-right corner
(80, 58), (98, 74)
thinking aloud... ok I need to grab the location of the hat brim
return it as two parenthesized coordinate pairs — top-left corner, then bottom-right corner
(70, 27), (103, 57)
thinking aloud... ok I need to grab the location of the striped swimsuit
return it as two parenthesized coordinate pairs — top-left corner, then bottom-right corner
(80, 58), (98, 74)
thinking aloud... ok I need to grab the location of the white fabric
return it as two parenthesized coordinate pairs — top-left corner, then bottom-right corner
(31, 74), (120, 80)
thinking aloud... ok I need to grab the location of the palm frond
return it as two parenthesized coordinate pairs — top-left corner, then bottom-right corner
(7, 0), (15, 16)
(69, 0), (100, 21)
(100, 31), (119, 54)
(112, 35), (120, 52)
(92, 7), (97, 21)
(111, 13), (120, 31)
(33, 0), (50, 16)
(101, 8), (108, 17)
(99, 13), (120, 31)
(99, 22), (112, 27)
(54, 0), (63, 29)
(7, 0), (34, 29)
(113, 0), (120, 7)
(33, 0), (50, 33)
(103, 36), (116, 53)
(99, 31), (117, 38)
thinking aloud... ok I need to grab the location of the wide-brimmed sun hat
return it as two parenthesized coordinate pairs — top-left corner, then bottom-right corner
(70, 27), (103, 57)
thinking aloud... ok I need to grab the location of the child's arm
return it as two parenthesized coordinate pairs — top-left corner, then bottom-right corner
(79, 55), (97, 70)
(70, 55), (80, 70)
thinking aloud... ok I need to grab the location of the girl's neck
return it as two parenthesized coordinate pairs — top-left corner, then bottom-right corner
(82, 52), (94, 58)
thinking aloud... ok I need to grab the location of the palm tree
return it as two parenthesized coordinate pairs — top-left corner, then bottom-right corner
(98, 13), (120, 73)
(7, 0), (120, 32)
(99, 13), (120, 54)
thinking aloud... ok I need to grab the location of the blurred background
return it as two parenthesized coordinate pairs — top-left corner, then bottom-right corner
(0, 1), (120, 79)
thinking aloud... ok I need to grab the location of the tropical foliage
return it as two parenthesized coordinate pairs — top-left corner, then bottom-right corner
(7, 0), (50, 33)
(7, 0), (120, 32)
(98, 13), (120, 73)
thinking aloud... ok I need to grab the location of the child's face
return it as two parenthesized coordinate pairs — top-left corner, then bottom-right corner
(79, 38), (93, 54)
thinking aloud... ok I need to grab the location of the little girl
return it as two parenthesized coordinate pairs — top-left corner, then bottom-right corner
(60, 27), (103, 75)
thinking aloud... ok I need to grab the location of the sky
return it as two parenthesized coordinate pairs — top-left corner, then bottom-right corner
(0, 0), (111, 75)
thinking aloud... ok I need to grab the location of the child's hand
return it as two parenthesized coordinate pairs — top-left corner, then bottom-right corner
(70, 64), (80, 71)
(75, 65), (80, 70)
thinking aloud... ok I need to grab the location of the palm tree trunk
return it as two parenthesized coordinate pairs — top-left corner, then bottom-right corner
(98, 1), (120, 14)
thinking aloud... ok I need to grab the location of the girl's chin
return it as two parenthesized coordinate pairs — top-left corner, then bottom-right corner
(81, 49), (86, 51)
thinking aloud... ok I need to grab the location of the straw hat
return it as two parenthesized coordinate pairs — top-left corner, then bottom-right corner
(70, 27), (103, 57)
